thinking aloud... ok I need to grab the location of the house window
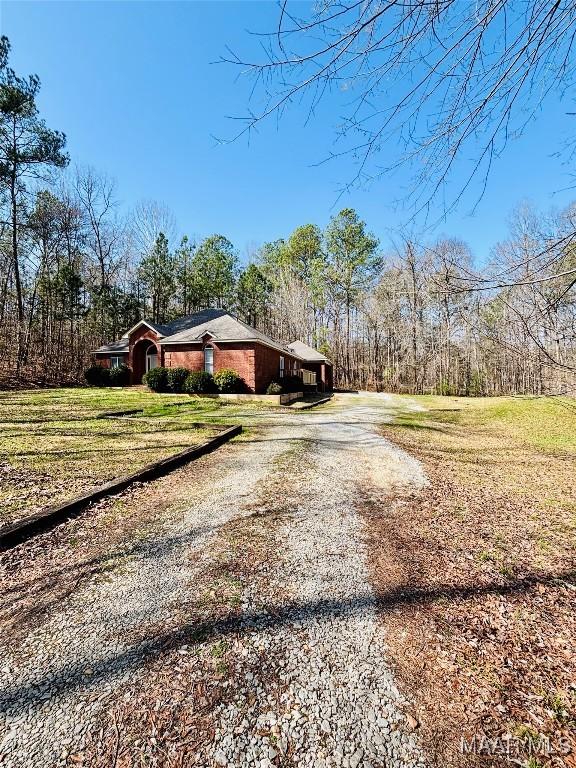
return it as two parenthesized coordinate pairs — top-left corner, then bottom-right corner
(204, 346), (214, 374)
(279, 356), (285, 378)
(110, 356), (123, 368)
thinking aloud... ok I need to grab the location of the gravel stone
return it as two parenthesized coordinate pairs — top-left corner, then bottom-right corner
(1, 394), (427, 768)
(0, 426), (290, 767)
(210, 394), (427, 767)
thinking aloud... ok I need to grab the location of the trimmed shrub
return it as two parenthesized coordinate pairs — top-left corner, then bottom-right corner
(279, 374), (303, 393)
(84, 365), (111, 387)
(143, 366), (169, 392)
(109, 363), (131, 387)
(184, 370), (216, 394)
(168, 366), (189, 393)
(213, 368), (245, 394)
(84, 365), (100, 387)
(266, 381), (283, 395)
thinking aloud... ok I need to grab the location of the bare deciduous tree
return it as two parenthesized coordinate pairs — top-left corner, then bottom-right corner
(227, 1), (576, 213)
(129, 199), (177, 261)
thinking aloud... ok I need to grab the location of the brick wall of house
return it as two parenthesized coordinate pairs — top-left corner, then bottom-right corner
(162, 342), (257, 391)
(95, 353), (129, 369)
(129, 325), (163, 383)
(163, 344), (204, 371)
(254, 345), (301, 393)
(211, 343), (256, 390)
(129, 326), (162, 355)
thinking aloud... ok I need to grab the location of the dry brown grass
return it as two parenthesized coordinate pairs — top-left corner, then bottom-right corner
(364, 397), (576, 768)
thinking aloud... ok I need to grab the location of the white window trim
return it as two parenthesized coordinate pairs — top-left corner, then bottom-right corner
(279, 355), (285, 378)
(204, 346), (214, 374)
(110, 356), (123, 368)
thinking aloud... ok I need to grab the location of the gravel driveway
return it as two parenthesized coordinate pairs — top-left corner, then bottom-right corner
(0, 393), (428, 768)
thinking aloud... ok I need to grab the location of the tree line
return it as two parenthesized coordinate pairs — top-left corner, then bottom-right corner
(1, 36), (574, 394)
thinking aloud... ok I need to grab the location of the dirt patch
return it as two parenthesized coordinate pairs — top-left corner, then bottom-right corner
(364, 417), (576, 767)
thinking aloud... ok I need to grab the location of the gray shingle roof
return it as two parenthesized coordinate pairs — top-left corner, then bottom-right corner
(127, 311), (231, 338)
(94, 311), (230, 353)
(286, 340), (331, 363)
(155, 309), (231, 337)
(161, 310), (300, 357)
(95, 309), (307, 359)
(94, 337), (129, 354)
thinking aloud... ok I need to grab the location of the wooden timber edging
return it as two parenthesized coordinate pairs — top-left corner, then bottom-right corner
(291, 395), (333, 410)
(95, 401), (194, 419)
(0, 424), (242, 551)
(96, 407), (143, 418)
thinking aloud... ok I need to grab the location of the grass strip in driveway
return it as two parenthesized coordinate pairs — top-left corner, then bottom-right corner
(0, 388), (254, 526)
(0, 425), (242, 550)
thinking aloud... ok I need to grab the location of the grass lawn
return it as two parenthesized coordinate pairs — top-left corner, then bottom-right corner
(366, 394), (576, 768)
(394, 392), (576, 452)
(0, 387), (255, 527)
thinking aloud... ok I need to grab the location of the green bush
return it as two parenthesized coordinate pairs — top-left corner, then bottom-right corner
(143, 366), (169, 392)
(266, 381), (283, 395)
(213, 368), (245, 394)
(84, 365), (111, 387)
(184, 370), (216, 394)
(280, 374), (303, 393)
(168, 367), (189, 393)
(435, 378), (455, 396)
(109, 363), (131, 387)
(467, 372), (485, 397)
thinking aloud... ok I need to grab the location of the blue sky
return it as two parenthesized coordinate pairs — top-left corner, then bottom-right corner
(2, 1), (575, 265)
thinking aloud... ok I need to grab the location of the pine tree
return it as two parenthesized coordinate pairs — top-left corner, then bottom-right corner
(237, 264), (271, 327)
(137, 233), (175, 323)
(0, 36), (68, 366)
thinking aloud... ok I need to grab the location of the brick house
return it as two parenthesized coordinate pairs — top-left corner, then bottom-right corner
(93, 308), (333, 393)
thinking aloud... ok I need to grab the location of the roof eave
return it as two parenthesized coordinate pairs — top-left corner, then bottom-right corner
(286, 342), (332, 364)
(92, 349), (129, 355)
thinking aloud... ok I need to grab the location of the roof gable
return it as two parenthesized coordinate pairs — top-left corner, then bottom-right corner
(125, 310), (230, 340)
(125, 319), (168, 338)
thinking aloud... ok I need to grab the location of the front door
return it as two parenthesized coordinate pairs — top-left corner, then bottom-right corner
(146, 350), (158, 371)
